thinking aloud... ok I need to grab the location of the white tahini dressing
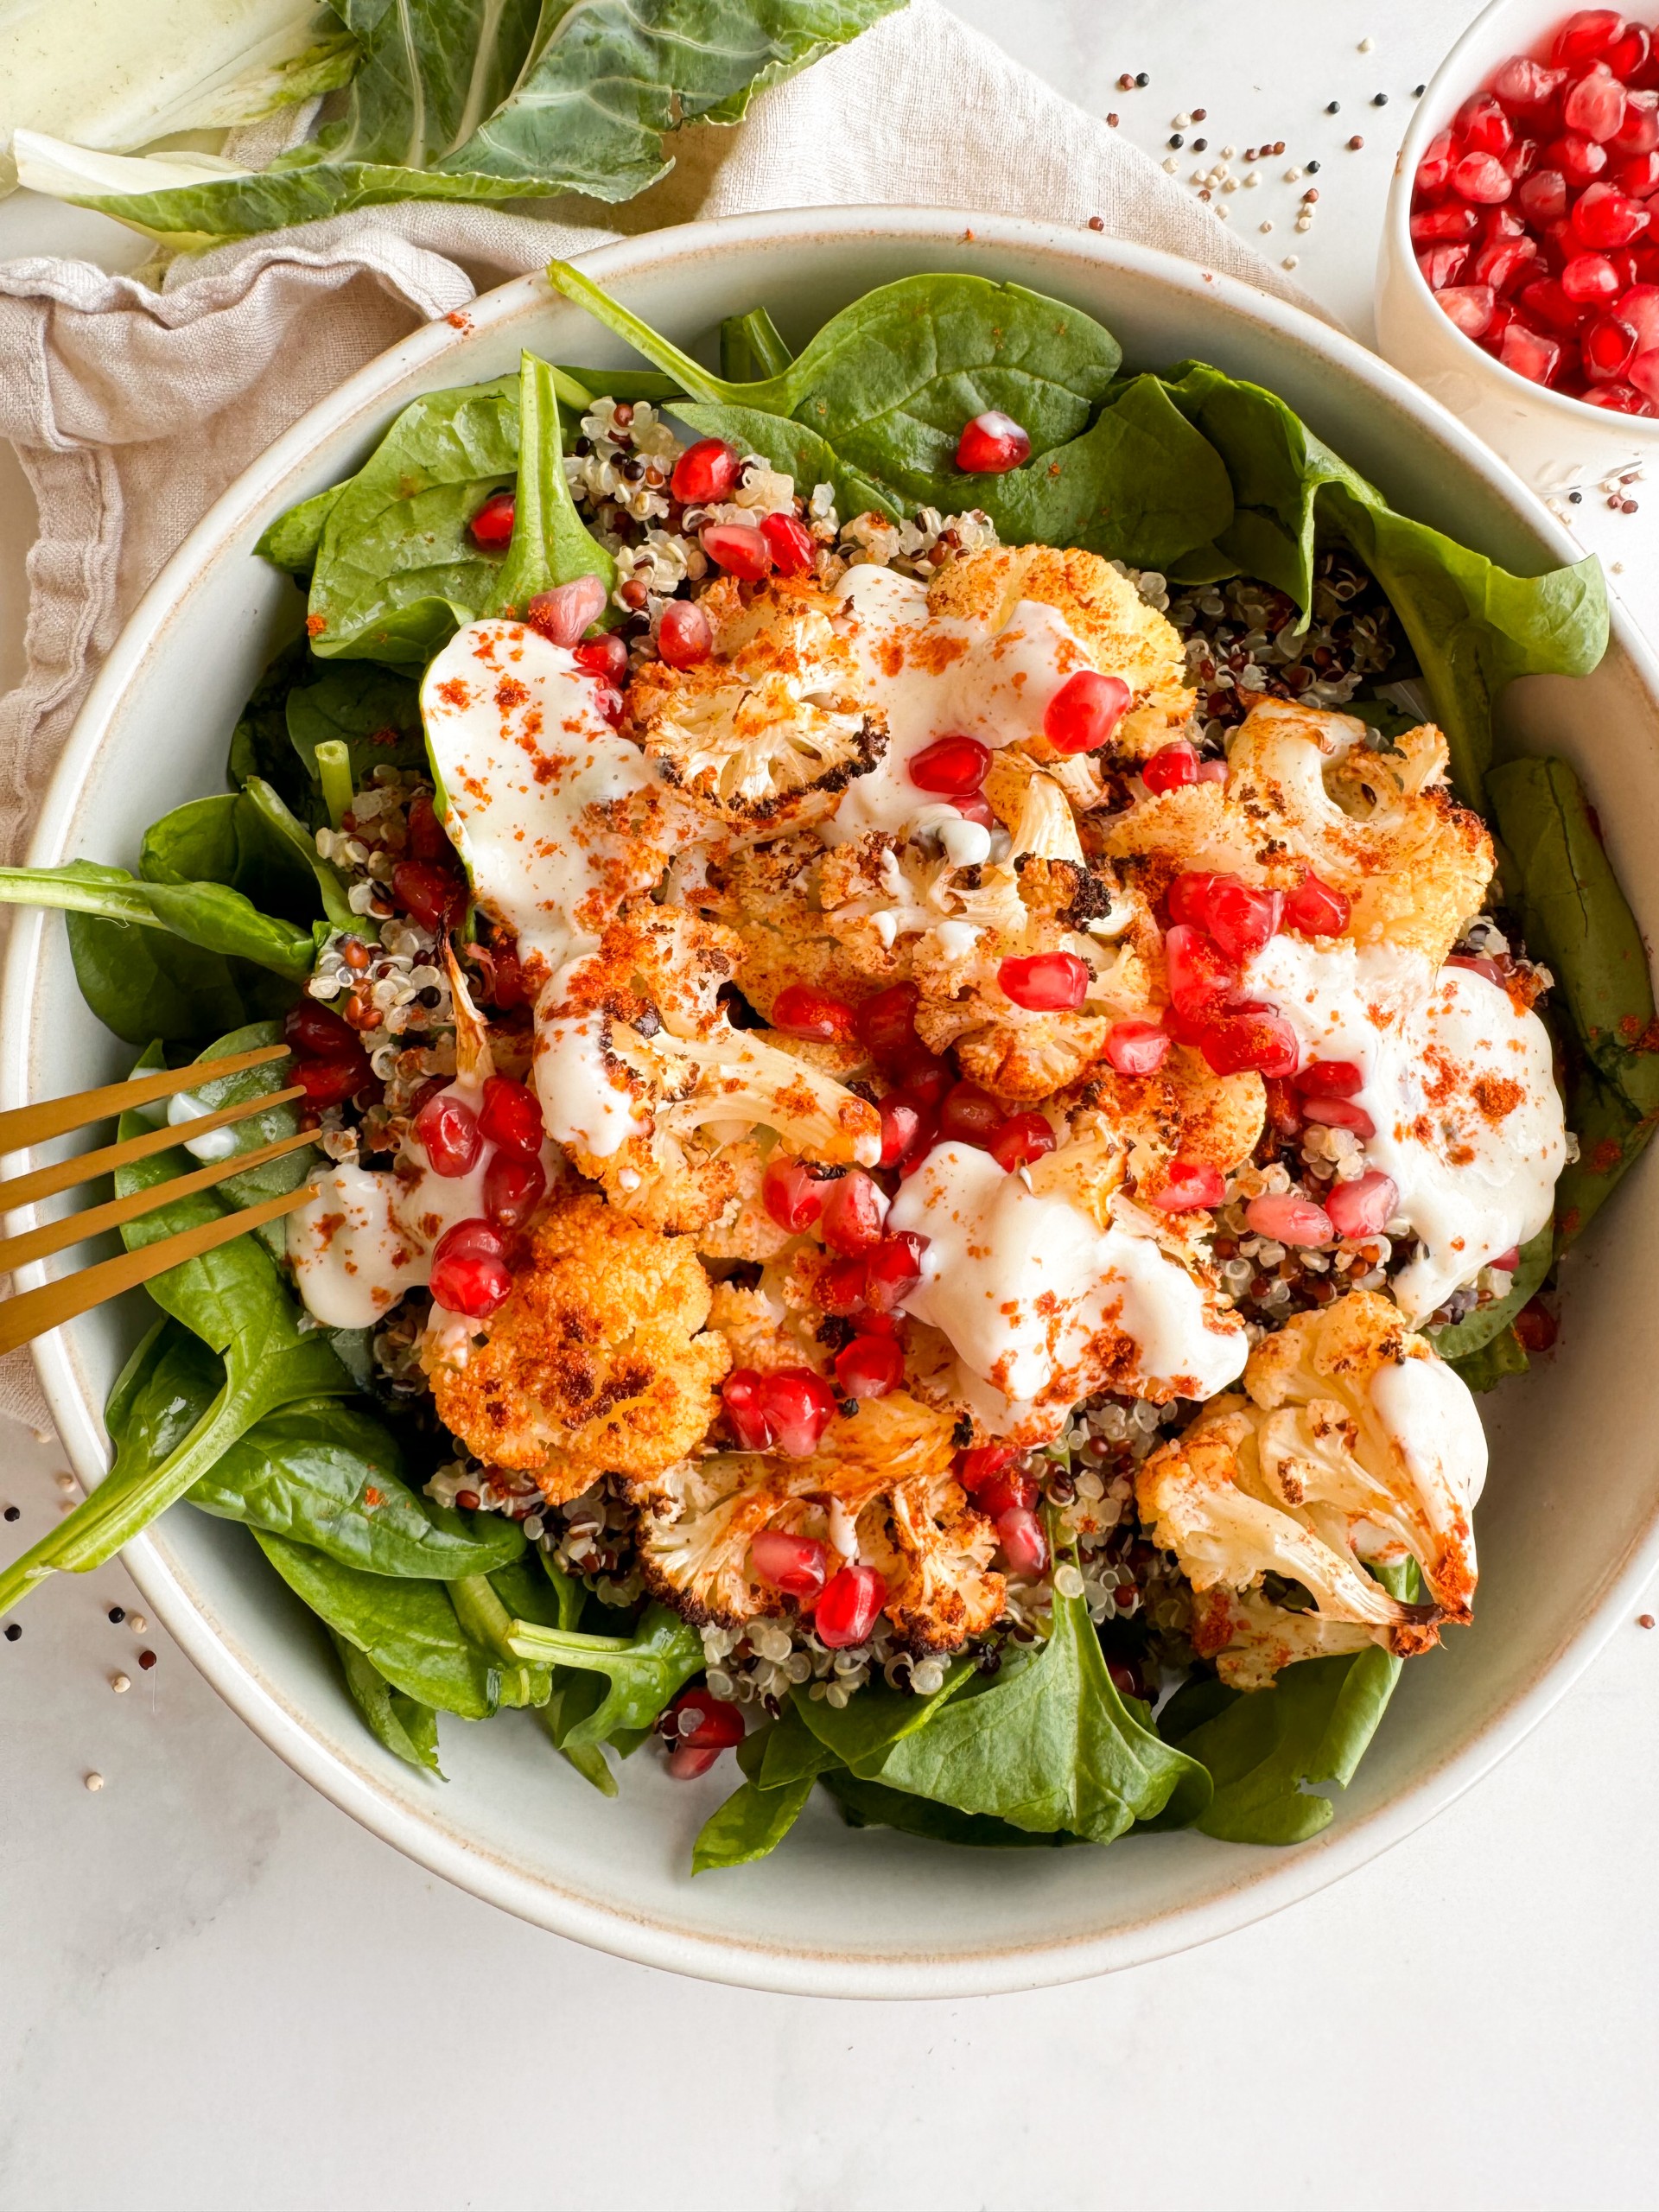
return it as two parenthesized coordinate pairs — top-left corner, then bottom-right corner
(1243, 937), (1564, 1321)
(888, 1141), (1248, 1436)
(823, 566), (1096, 843)
(1371, 1354), (1491, 1510)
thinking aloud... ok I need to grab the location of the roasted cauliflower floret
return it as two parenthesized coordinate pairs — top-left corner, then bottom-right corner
(1189, 1583), (1394, 1690)
(926, 543), (1195, 758)
(422, 1194), (728, 1503)
(1034, 1048), (1264, 1230)
(1136, 1290), (1484, 1656)
(695, 833), (883, 1020)
(633, 1393), (1002, 1650)
(1104, 698), (1494, 963)
(626, 576), (886, 830)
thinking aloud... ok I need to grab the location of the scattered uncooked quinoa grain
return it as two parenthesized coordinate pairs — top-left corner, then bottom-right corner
(1640, 1614), (1656, 1630)
(54, 1472), (74, 1493)
(111, 1673), (130, 1694)
(106, 1605), (124, 1624)
(84, 1772), (103, 1792)
(128, 1613), (147, 1634)
(2, 1505), (17, 1522)
(3, 1624), (19, 1643)
(138, 1649), (156, 1671)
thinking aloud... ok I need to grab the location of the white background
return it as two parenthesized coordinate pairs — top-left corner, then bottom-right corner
(3, 5), (1657, 2209)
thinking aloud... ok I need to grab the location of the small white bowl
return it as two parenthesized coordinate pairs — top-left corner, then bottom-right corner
(9, 208), (1659, 1996)
(1376, 0), (1659, 494)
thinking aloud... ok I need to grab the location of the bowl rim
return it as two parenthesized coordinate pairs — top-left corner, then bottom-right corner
(1383, 0), (1659, 438)
(10, 203), (1659, 1998)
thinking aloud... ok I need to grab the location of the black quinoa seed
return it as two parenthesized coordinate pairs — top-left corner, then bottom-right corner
(3, 1624), (19, 1642)
(107, 1605), (124, 1623)
(1326, 100), (1340, 113)
(1414, 83), (1427, 96)
(1306, 158), (1321, 171)
(1372, 92), (1389, 105)
(1192, 136), (1208, 150)
(1569, 489), (1583, 502)
(1135, 71), (1149, 86)
(2, 1505), (16, 1522)
(1168, 133), (1184, 148)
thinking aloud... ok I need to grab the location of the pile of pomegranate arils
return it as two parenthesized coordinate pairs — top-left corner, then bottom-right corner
(1412, 8), (1659, 411)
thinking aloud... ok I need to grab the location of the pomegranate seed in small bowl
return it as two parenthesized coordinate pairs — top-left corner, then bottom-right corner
(955, 410), (1031, 473)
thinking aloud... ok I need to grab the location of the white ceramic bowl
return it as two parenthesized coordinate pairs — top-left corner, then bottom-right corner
(1376, 0), (1659, 494)
(9, 209), (1659, 1999)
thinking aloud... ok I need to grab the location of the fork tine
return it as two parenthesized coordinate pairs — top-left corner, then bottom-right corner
(0, 1125), (321, 1274)
(0, 1182), (319, 1358)
(0, 1085), (304, 1215)
(0, 1043), (289, 1156)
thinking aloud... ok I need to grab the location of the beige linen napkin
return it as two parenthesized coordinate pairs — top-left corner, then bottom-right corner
(0, 0), (1316, 1436)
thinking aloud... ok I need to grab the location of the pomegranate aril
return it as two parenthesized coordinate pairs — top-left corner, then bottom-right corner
(896, 1047), (951, 1106)
(751, 1529), (829, 1601)
(1294, 1058), (1363, 1098)
(1620, 149), (1659, 199)
(835, 1333), (905, 1399)
(1200, 1011), (1300, 1078)
(1502, 135), (1541, 182)
(293, 1056), (366, 1108)
(1612, 86), (1659, 154)
(1204, 879), (1282, 961)
(1459, 93), (1514, 156)
(770, 983), (858, 1041)
(1166, 870), (1223, 927)
(1495, 55), (1567, 110)
(468, 491), (515, 549)
(699, 522), (772, 580)
(1326, 1170), (1400, 1239)
(815, 1562), (887, 1647)
(666, 1745), (721, 1780)
(658, 598), (712, 669)
(1420, 244), (1471, 289)
(1447, 953), (1510, 988)
(1585, 311), (1639, 374)
(955, 410), (1031, 473)
(1416, 129), (1459, 196)
(1244, 1192), (1334, 1247)
(1500, 320), (1566, 382)
(670, 437), (741, 505)
(761, 1369), (837, 1457)
(996, 1507), (1048, 1578)
(1548, 129), (1610, 182)
(1564, 62), (1629, 143)
(939, 1081), (1008, 1146)
(818, 1255), (869, 1317)
(1301, 1095), (1377, 1140)
(1553, 11), (1625, 66)
(1608, 22), (1652, 79)
(856, 982), (920, 1065)
(1629, 346), (1659, 398)
(1044, 670), (1133, 754)
(1164, 921), (1239, 1014)
(1141, 739), (1199, 792)
(475, 1073), (543, 1156)
(428, 1219), (512, 1319)
(1104, 1019), (1172, 1077)
(998, 950), (1090, 1013)
(1517, 167), (1571, 224)
(988, 1111), (1057, 1172)
(483, 1148), (544, 1230)
(1573, 180), (1651, 245)
(1471, 235), (1538, 291)
(392, 860), (466, 932)
(907, 734), (990, 794)
(1452, 150), (1512, 202)
(878, 1091), (931, 1169)
(955, 1444), (1017, 1493)
(572, 632), (629, 685)
(821, 1170), (887, 1255)
(721, 1369), (775, 1450)
(1491, 1246), (1523, 1274)
(669, 1688), (746, 1751)
(760, 510), (815, 575)
(863, 1230), (928, 1313)
(1518, 275), (1586, 330)
(284, 999), (359, 1058)
(952, 791), (996, 828)
(976, 1466), (1039, 1518)
(524, 573), (607, 646)
(1618, 281), (1659, 346)
(762, 1154), (826, 1232)
(1281, 868), (1351, 937)
(415, 1091), (482, 1178)
(1412, 202), (1480, 242)
(1149, 1159), (1225, 1212)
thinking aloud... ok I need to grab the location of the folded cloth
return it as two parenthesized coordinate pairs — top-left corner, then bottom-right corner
(0, 0), (1317, 1438)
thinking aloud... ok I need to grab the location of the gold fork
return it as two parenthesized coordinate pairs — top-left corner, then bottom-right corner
(0, 1044), (320, 1356)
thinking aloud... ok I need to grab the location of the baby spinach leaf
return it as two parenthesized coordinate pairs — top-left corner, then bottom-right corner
(720, 305), (794, 383)
(504, 1602), (702, 1746)
(64, 899), (280, 1048)
(449, 1574), (552, 1708)
(693, 1774), (816, 1872)
(673, 399), (899, 524)
(189, 1400), (527, 1580)
(836, 1580), (1209, 1843)
(821, 1770), (1082, 1847)
(302, 372), (519, 664)
(485, 353), (615, 619)
(66, 1), (904, 241)
(1488, 753), (1659, 1243)
(331, 1630), (444, 1775)
(791, 1662), (974, 1769)
(1429, 1224), (1553, 1363)
(256, 1530), (499, 1719)
(0, 861), (316, 984)
(1158, 360), (1608, 800)
(1447, 1325), (1530, 1394)
(285, 663), (425, 788)
(139, 787), (325, 929)
(257, 487), (344, 578)
(1165, 1561), (1419, 1845)
(227, 636), (316, 820)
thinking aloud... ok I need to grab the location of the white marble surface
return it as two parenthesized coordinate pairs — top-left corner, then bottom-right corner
(3, 6), (1658, 2208)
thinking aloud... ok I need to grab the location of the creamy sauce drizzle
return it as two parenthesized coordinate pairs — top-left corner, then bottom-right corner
(1371, 1354), (1491, 1510)
(888, 1141), (1247, 1436)
(1243, 937), (1564, 1321)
